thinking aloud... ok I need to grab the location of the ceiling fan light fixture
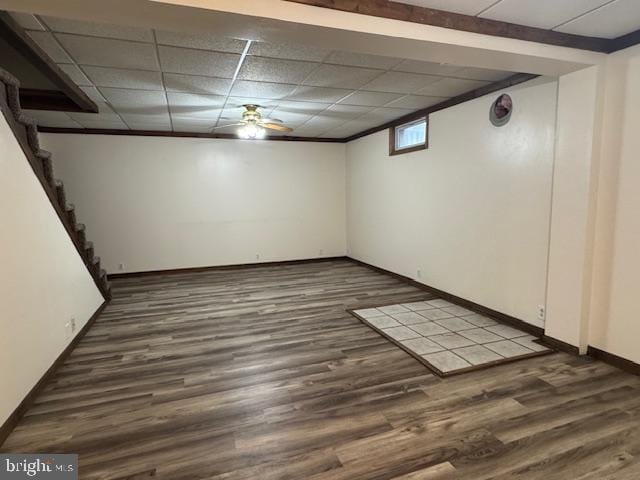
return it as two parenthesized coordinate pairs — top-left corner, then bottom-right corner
(238, 123), (265, 140)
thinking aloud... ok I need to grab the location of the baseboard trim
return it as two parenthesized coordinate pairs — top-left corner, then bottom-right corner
(108, 256), (349, 279)
(587, 346), (640, 376)
(539, 335), (580, 355)
(346, 257), (544, 337)
(0, 300), (108, 447)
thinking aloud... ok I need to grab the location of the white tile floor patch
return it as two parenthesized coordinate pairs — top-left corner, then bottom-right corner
(352, 299), (552, 376)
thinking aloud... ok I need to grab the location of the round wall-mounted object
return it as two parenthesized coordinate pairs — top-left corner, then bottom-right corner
(490, 93), (513, 127)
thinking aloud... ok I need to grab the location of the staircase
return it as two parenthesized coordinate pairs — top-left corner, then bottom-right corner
(0, 68), (111, 299)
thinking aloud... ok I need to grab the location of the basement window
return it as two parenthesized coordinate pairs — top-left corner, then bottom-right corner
(389, 117), (428, 156)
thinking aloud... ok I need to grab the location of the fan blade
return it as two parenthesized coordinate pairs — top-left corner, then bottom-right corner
(261, 122), (293, 132)
(261, 117), (283, 124)
(212, 122), (245, 130)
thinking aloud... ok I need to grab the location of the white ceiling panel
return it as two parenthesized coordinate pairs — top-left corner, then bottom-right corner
(479, 0), (612, 30)
(454, 66), (513, 82)
(392, 60), (465, 76)
(26, 31), (72, 63)
(229, 80), (296, 99)
(555, 0), (640, 38)
(158, 46), (239, 77)
(385, 94), (446, 109)
(237, 57), (318, 84)
(23, 109), (82, 128)
(41, 16), (154, 42)
(79, 86), (106, 104)
(286, 86), (352, 103)
(248, 41), (330, 61)
(324, 51), (402, 70)
(9, 12), (45, 31)
(367, 107), (416, 122)
(416, 78), (489, 97)
(265, 100), (329, 116)
(395, 0), (499, 15)
(57, 64), (92, 86)
(83, 66), (164, 90)
(171, 116), (217, 132)
(362, 71), (442, 94)
(338, 90), (404, 107)
(264, 109), (314, 126)
(167, 92), (226, 118)
(100, 88), (168, 115)
(323, 104), (373, 120)
(163, 74), (232, 95)
(296, 115), (347, 132)
(224, 97), (279, 110)
(57, 34), (159, 70)
(155, 30), (246, 53)
(302, 64), (381, 89)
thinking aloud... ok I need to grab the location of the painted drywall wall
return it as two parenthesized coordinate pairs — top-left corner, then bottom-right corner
(544, 66), (603, 352)
(346, 78), (557, 327)
(41, 135), (347, 274)
(0, 112), (104, 427)
(588, 45), (640, 364)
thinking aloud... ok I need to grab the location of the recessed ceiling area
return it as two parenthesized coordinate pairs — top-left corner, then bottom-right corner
(398, 0), (640, 39)
(7, 11), (519, 139)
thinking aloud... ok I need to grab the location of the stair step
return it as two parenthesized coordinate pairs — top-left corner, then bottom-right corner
(36, 150), (54, 186)
(84, 241), (94, 261)
(75, 223), (86, 247)
(54, 180), (66, 209)
(66, 204), (76, 227)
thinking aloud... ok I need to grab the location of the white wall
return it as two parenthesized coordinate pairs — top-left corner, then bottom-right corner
(347, 78), (558, 327)
(588, 45), (640, 364)
(0, 112), (104, 427)
(545, 66), (603, 352)
(41, 135), (347, 274)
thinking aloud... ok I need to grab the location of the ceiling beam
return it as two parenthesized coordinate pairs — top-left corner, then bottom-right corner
(0, 11), (98, 112)
(284, 0), (637, 54)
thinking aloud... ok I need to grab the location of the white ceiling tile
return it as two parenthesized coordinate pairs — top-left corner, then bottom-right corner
(287, 86), (352, 103)
(41, 16), (154, 42)
(393, 59), (465, 76)
(267, 100), (329, 115)
(224, 97), (279, 110)
(229, 80), (297, 99)
(57, 34), (159, 70)
(416, 78), (488, 97)
(57, 64), (92, 86)
(171, 116), (216, 132)
(289, 126), (326, 137)
(68, 102), (117, 120)
(385, 94), (445, 109)
(249, 41), (330, 61)
(323, 104), (372, 120)
(368, 107), (416, 122)
(79, 86), (106, 103)
(83, 66), (163, 90)
(324, 51), (402, 70)
(163, 73), (232, 95)
(362, 71), (442, 94)
(120, 113), (170, 124)
(394, 0), (498, 15)
(218, 106), (247, 123)
(338, 90), (404, 107)
(167, 92), (225, 118)
(554, 0), (640, 38)
(454, 67), (513, 82)
(479, 0), (612, 30)
(26, 31), (72, 63)
(237, 57), (319, 84)
(100, 88), (168, 115)
(9, 12), (45, 31)
(158, 46), (239, 78)
(297, 115), (347, 132)
(324, 119), (375, 137)
(23, 109), (81, 128)
(155, 30), (246, 53)
(302, 64), (382, 89)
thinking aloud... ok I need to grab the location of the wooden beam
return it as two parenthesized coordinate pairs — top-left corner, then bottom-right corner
(0, 11), (97, 113)
(19, 88), (88, 112)
(284, 0), (611, 53)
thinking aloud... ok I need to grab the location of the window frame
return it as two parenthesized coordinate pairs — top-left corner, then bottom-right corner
(389, 116), (428, 156)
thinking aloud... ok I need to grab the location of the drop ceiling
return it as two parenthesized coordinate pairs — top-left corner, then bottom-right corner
(7, 11), (518, 139)
(399, 0), (640, 39)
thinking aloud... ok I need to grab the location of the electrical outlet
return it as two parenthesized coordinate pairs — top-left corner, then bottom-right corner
(118, 263), (125, 271)
(537, 305), (546, 321)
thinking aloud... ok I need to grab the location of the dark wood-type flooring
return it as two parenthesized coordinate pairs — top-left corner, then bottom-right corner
(2, 259), (640, 479)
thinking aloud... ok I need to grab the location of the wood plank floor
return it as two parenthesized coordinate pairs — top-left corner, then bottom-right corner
(2, 259), (640, 479)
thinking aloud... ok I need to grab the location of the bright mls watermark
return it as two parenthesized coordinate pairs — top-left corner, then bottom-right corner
(0, 455), (77, 480)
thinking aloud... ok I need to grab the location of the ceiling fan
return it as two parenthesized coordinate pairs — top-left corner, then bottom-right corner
(214, 104), (293, 139)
